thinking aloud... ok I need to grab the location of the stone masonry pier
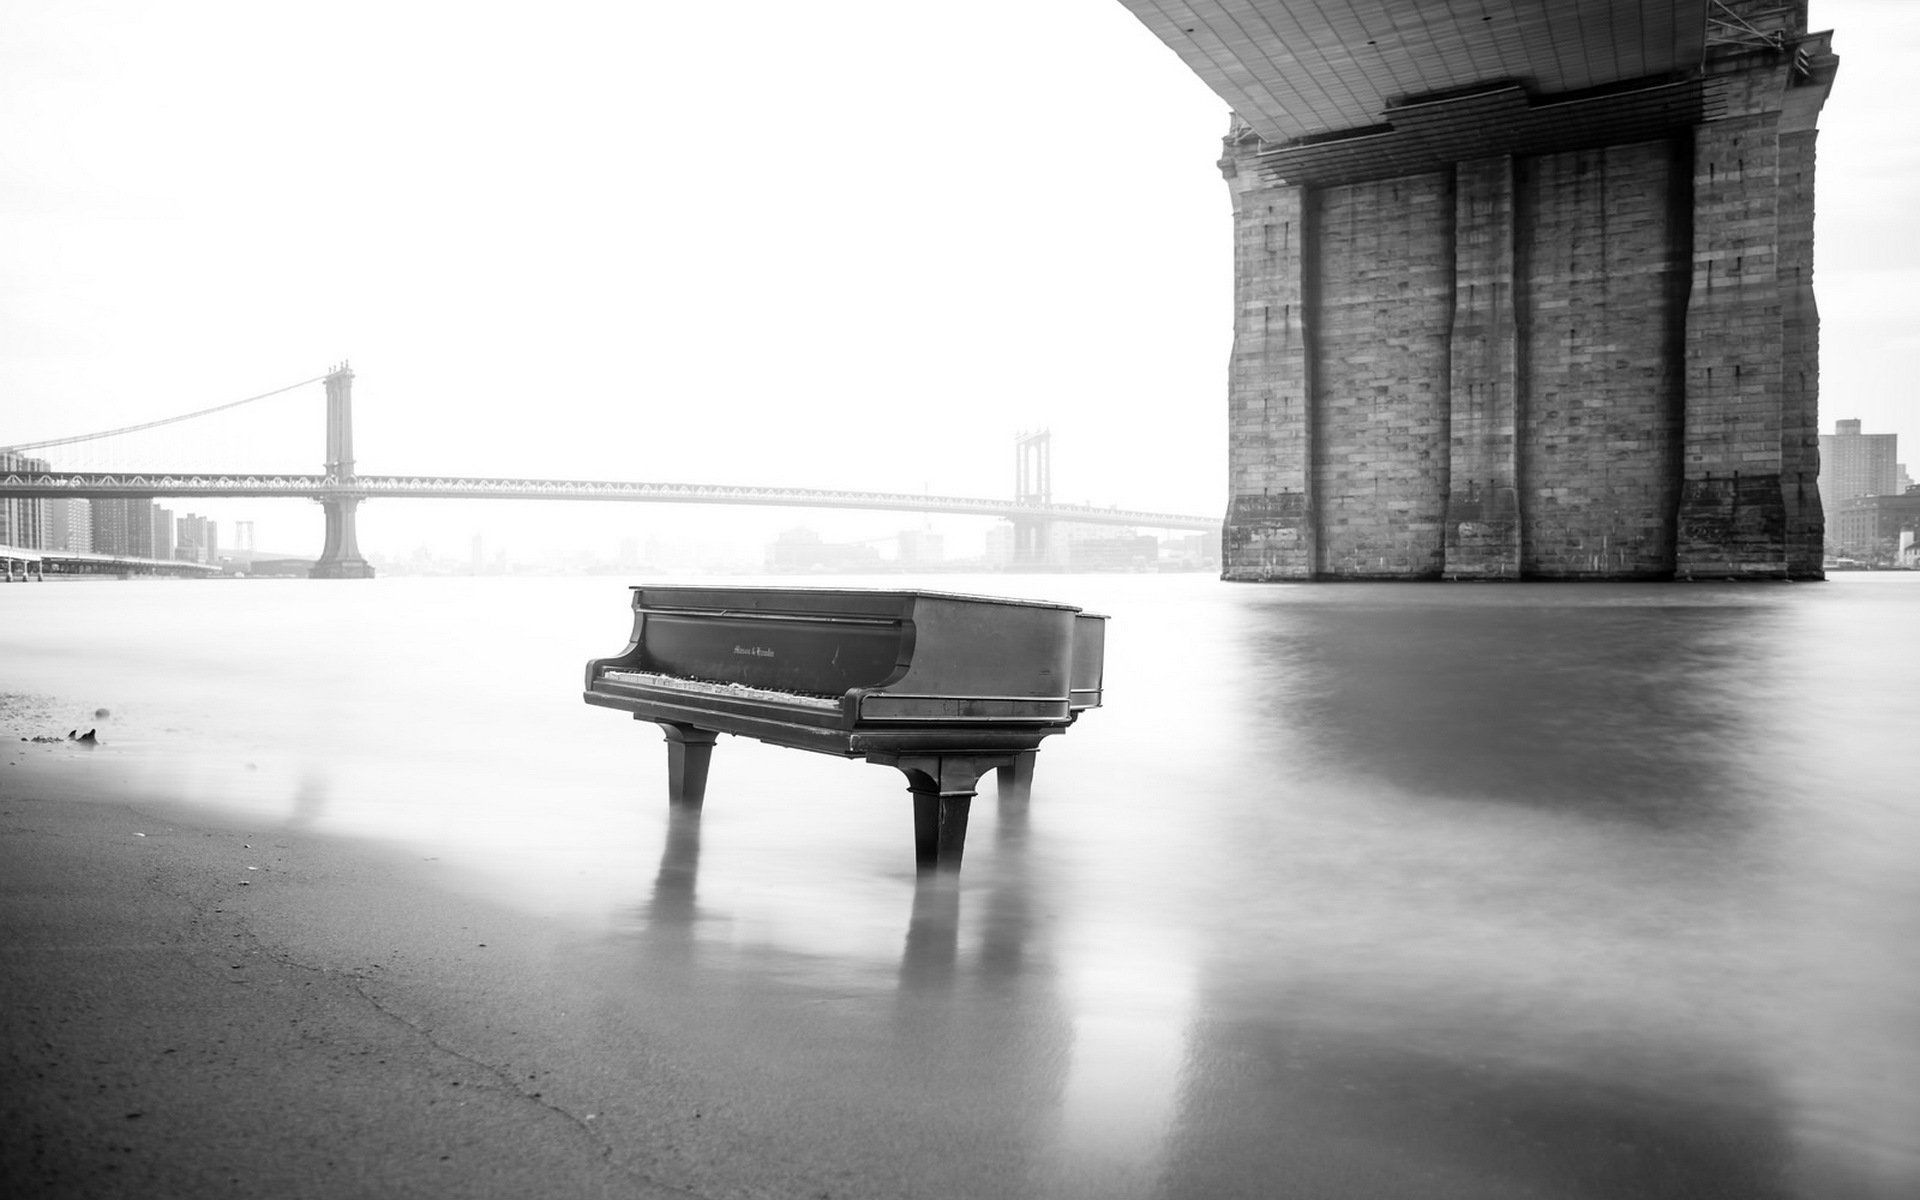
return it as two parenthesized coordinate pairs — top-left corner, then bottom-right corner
(1125, 1), (1837, 579)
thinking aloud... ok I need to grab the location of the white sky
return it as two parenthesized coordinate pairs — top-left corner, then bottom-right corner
(1, 0), (1913, 560)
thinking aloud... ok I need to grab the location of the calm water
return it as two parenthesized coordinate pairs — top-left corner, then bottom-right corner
(4, 572), (1917, 1197)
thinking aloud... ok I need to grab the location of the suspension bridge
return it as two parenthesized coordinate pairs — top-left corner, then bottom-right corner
(2, 366), (1217, 578)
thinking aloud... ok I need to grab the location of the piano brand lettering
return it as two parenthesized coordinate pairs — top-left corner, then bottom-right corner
(733, 645), (776, 658)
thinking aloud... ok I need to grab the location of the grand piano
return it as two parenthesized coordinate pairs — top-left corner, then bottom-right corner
(583, 585), (1105, 870)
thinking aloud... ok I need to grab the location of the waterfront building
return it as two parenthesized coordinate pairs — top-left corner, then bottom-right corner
(1068, 530), (1159, 572)
(151, 505), (174, 561)
(0, 451), (49, 549)
(896, 528), (945, 566)
(1830, 491), (1920, 565)
(765, 527), (881, 573)
(90, 499), (132, 556)
(1819, 419), (1899, 512)
(1159, 532), (1220, 570)
(176, 513), (215, 563)
(45, 499), (93, 553)
(1820, 420), (1903, 563)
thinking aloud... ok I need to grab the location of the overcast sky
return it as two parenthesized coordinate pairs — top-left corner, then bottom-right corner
(2, 0), (1912, 560)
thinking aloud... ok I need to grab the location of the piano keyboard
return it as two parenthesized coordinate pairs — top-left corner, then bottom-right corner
(601, 669), (842, 711)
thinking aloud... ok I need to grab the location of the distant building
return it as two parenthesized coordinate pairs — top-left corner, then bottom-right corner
(896, 528), (944, 566)
(44, 499), (93, 552)
(1067, 530), (1158, 572)
(90, 499), (131, 555)
(176, 513), (207, 563)
(1830, 491), (1920, 565)
(1819, 420), (1901, 564)
(151, 504), (174, 560)
(765, 527), (881, 572)
(1158, 531), (1220, 570)
(987, 519), (1070, 568)
(985, 524), (1015, 567)
(0, 451), (49, 549)
(1820, 420), (1899, 511)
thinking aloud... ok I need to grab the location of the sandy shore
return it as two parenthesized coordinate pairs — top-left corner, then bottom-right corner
(1, 746), (1097, 1200)
(1, 748), (887, 1200)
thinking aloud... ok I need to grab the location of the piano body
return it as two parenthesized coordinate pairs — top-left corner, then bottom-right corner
(583, 585), (1105, 869)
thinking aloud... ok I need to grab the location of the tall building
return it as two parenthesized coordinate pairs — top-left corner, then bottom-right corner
(176, 513), (213, 563)
(0, 452), (49, 549)
(90, 499), (132, 555)
(1819, 420), (1900, 561)
(151, 504), (174, 561)
(1819, 419), (1899, 514)
(86, 498), (169, 558)
(45, 499), (93, 553)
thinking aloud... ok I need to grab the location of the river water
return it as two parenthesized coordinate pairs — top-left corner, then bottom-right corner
(4, 572), (1917, 1197)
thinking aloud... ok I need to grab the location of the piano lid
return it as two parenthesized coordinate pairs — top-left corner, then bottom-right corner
(629, 584), (1089, 615)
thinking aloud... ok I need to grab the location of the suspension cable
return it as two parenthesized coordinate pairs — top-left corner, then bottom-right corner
(1, 375), (328, 454)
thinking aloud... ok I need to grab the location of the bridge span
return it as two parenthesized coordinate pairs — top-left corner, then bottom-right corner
(3, 366), (1216, 578)
(0, 471), (1216, 527)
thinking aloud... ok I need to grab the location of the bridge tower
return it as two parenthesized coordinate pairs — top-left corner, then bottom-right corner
(310, 363), (374, 579)
(1012, 430), (1053, 567)
(1126, 0), (1837, 581)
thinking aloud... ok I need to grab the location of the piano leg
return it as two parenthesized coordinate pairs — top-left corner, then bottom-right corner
(656, 721), (718, 810)
(995, 751), (1036, 804)
(886, 755), (1007, 871)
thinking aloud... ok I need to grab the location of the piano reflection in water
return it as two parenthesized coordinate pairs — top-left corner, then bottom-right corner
(582, 585), (1105, 871)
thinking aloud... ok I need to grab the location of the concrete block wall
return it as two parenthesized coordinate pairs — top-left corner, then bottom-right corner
(1310, 174), (1453, 578)
(1444, 157), (1521, 579)
(1517, 141), (1688, 578)
(1777, 32), (1835, 578)
(1678, 109), (1788, 577)
(1220, 132), (1315, 579)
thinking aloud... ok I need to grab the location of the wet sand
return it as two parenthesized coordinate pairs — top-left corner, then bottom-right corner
(2, 758), (718, 1198)
(1, 752), (1153, 1200)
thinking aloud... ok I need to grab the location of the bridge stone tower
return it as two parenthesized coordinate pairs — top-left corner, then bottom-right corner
(1125, 0), (1836, 580)
(310, 363), (374, 579)
(1011, 429), (1055, 567)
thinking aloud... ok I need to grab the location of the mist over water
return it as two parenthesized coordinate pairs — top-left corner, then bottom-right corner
(5, 573), (1917, 1197)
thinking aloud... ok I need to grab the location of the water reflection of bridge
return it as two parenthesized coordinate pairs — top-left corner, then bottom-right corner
(2, 367), (1216, 578)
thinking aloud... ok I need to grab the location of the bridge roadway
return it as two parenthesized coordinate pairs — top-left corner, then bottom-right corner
(1, 543), (222, 581)
(0, 471), (1219, 533)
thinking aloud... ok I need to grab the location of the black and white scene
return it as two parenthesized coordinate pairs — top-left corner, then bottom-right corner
(4, 3), (1917, 1198)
